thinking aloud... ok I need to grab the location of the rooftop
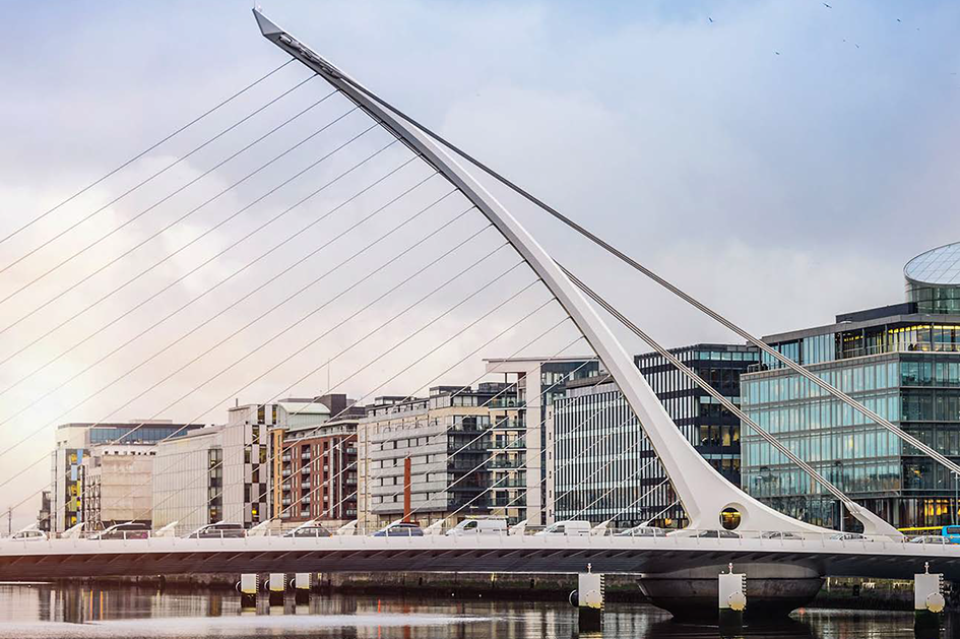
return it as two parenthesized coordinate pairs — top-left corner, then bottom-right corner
(904, 242), (960, 286)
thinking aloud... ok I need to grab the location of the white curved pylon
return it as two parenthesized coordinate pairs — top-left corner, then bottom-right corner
(254, 9), (832, 534)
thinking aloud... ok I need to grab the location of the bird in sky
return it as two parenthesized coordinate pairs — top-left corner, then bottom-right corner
(708, 17), (714, 23)
(823, 2), (832, 8)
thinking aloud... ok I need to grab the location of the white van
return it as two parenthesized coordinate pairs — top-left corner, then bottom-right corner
(446, 517), (508, 536)
(535, 520), (592, 537)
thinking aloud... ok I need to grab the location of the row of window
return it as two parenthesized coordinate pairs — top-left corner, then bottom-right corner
(743, 428), (903, 467)
(743, 361), (900, 406)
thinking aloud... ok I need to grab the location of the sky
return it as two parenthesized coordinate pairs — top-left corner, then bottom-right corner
(1, 0), (959, 528)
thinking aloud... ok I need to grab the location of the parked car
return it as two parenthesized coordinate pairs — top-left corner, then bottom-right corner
(760, 531), (804, 540)
(283, 525), (332, 538)
(535, 520), (592, 537)
(184, 523), (246, 539)
(446, 517), (508, 536)
(830, 532), (868, 542)
(9, 529), (47, 542)
(688, 529), (741, 539)
(89, 522), (150, 541)
(373, 522), (424, 537)
(616, 525), (666, 538)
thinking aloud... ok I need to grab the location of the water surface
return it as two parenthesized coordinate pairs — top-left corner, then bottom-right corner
(0, 584), (949, 638)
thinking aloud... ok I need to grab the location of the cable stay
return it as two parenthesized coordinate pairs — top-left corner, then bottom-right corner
(0, 59), (296, 249)
(250, 7), (953, 534)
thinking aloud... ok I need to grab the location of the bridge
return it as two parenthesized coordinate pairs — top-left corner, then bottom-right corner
(1, 6), (957, 625)
(1, 533), (958, 582)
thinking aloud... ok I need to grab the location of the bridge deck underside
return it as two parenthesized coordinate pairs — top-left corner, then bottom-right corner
(2, 540), (959, 581)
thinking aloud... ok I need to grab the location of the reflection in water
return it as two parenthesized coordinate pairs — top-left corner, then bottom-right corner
(0, 584), (952, 638)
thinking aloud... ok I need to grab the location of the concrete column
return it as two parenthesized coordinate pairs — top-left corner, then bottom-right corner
(268, 573), (285, 606)
(239, 573), (258, 610)
(915, 564), (945, 635)
(577, 567), (604, 632)
(295, 572), (311, 605)
(718, 565), (746, 629)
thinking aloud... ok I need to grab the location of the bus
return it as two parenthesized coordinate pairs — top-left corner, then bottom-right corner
(898, 525), (960, 543)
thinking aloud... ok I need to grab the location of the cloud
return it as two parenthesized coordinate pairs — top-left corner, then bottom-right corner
(1, 0), (959, 528)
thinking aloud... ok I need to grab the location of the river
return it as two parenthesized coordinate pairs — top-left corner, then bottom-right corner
(0, 583), (951, 638)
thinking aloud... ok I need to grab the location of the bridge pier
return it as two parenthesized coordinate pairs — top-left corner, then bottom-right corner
(238, 574), (258, 610)
(637, 563), (822, 619)
(268, 573), (285, 607)
(718, 565), (746, 631)
(294, 573), (311, 605)
(914, 564), (945, 637)
(576, 567), (604, 633)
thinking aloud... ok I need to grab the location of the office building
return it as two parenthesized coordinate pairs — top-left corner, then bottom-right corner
(741, 242), (960, 529)
(81, 444), (156, 531)
(152, 409), (272, 535)
(273, 395), (363, 527)
(48, 421), (202, 534)
(357, 383), (515, 530)
(551, 345), (757, 528)
(483, 357), (600, 526)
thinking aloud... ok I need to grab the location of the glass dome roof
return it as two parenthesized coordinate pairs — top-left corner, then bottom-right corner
(904, 242), (960, 286)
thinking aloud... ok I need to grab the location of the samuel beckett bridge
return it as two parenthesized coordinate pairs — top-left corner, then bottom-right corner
(1, 8), (959, 624)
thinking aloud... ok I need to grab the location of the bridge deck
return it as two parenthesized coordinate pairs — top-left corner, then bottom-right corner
(2, 535), (958, 581)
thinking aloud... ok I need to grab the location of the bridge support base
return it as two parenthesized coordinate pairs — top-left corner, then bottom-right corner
(294, 573), (311, 605)
(638, 563), (822, 619)
(268, 573), (285, 607)
(914, 566), (945, 638)
(576, 570), (604, 633)
(718, 567), (746, 631)
(239, 573), (258, 610)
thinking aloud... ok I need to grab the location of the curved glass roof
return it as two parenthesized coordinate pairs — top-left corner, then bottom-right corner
(904, 242), (960, 286)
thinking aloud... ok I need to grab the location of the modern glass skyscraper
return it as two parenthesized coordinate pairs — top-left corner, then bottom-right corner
(551, 344), (758, 529)
(741, 242), (960, 530)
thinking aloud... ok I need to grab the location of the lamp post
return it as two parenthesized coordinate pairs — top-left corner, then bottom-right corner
(954, 470), (958, 527)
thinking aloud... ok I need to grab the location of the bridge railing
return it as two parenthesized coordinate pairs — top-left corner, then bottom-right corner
(4, 526), (959, 554)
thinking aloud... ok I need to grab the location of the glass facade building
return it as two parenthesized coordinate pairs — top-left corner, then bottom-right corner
(742, 247), (960, 529)
(904, 242), (960, 315)
(551, 344), (758, 529)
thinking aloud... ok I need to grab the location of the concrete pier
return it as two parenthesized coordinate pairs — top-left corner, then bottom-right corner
(637, 563), (822, 619)
(718, 566), (746, 630)
(576, 567), (604, 633)
(268, 573), (285, 607)
(238, 574), (257, 609)
(914, 564), (945, 637)
(294, 573), (311, 604)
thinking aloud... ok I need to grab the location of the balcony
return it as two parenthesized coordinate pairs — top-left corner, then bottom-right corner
(487, 458), (523, 469)
(492, 478), (526, 488)
(490, 440), (526, 451)
(491, 419), (525, 431)
(488, 398), (524, 409)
